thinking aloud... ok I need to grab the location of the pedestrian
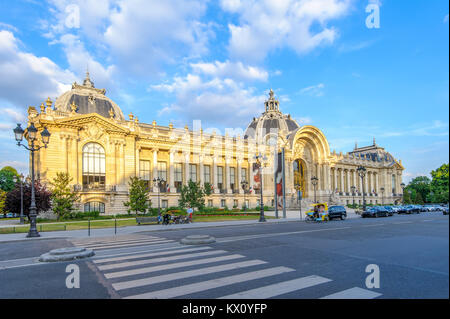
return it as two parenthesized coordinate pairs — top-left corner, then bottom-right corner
(187, 206), (193, 222)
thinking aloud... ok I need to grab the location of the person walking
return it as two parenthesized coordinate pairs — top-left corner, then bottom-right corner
(187, 206), (193, 223)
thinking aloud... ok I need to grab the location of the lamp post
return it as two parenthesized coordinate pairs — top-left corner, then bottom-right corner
(153, 177), (165, 216)
(240, 180), (248, 211)
(400, 182), (406, 204)
(13, 123), (51, 238)
(380, 187), (385, 205)
(294, 183), (302, 220)
(351, 185), (356, 207)
(311, 176), (318, 203)
(13, 174), (25, 224)
(254, 153), (268, 222)
(357, 166), (367, 211)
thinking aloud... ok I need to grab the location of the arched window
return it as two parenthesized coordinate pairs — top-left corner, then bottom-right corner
(82, 143), (106, 190)
(84, 202), (105, 214)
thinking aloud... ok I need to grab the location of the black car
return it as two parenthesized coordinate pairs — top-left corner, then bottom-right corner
(362, 206), (389, 218)
(328, 206), (347, 220)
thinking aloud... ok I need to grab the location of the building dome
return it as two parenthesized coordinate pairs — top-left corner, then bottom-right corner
(54, 72), (125, 121)
(244, 89), (300, 141)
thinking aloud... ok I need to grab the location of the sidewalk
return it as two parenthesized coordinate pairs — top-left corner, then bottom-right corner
(0, 209), (360, 243)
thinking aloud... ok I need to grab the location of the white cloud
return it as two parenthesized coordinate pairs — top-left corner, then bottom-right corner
(299, 83), (325, 97)
(296, 116), (312, 125)
(444, 14), (449, 23)
(0, 30), (74, 119)
(190, 60), (268, 82)
(151, 64), (267, 128)
(221, 0), (352, 62)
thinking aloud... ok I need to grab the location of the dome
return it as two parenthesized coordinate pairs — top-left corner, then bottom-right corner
(54, 72), (125, 121)
(244, 89), (300, 141)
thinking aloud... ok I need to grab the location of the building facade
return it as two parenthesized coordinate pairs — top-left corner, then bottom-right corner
(26, 73), (404, 214)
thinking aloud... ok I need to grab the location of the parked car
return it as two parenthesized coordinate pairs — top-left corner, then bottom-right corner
(384, 206), (394, 216)
(443, 207), (448, 215)
(328, 206), (347, 220)
(397, 205), (408, 214)
(391, 206), (401, 213)
(362, 206), (389, 218)
(398, 205), (420, 214)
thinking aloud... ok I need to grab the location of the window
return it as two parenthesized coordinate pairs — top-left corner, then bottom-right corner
(221, 199), (226, 207)
(189, 164), (197, 182)
(241, 168), (247, 182)
(174, 163), (183, 192)
(140, 160), (151, 189)
(217, 166), (223, 191)
(158, 162), (167, 192)
(83, 143), (105, 190)
(162, 200), (168, 208)
(84, 201), (105, 214)
(233, 199), (238, 208)
(392, 175), (396, 194)
(208, 200), (213, 207)
(230, 167), (236, 192)
(204, 165), (211, 184)
(245, 200), (249, 209)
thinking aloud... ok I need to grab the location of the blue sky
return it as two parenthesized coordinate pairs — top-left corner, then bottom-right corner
(0, 0), (448, 183)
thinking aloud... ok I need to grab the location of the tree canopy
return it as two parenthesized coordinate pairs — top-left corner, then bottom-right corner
(124, 176), (150, 215)
(178, 180), (207, 211)
(50, 172), (80, 220)
(5, 180), (52, 218)
(430, 164), (449, 203)
(0, 166), (19, 192)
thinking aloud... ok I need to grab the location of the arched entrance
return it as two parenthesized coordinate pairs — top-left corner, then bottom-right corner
(293, 159), (307, 198)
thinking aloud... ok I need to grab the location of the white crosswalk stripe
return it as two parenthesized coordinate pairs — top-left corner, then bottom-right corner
(94, 246), (212, 264)
(104, 254), (245, 279)
(320, 287), (382, 299)
(124, 266), (295, 299)
(219, 275), (332, 299)
(98, 250), (228, 271)
(70, 235), (172, 251)
(92, 245), (383, 299)
(113, 259), (267, 291)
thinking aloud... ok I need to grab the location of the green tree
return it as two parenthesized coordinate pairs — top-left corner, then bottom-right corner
(0, 190), (7, 217)
(0, 166), (19, 192)
(124, 176), (150, 215)
(403, 189), (412, 204)
(414, 191), (424, 205)
(50, 172), (80, 220)
(406, 176), (431, 204)
(178, 180), (206, 211)
(429, 164), (449, 203)
(203, 182), (212, 196)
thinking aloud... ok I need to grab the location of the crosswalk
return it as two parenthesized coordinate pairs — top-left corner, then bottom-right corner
(71, 234), (174, 251)
(85, 235), (383, 299)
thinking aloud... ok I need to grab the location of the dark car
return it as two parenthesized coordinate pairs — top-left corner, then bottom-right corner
(362, 206), (389, 218)
(328, 206), (347, 220)
(384, 206), (394, 216)
(398, 205), (419, 214)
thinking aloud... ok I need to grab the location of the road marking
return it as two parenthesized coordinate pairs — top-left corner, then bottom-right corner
(75, 237), (169, 247)
(321, 287), (382, 299)
(98, 250), (227, 271)
(392, 221), (412, 225)
(78, 239), (173, 250)
(362, 224), (384, 227)
(72, 236), (161, 246)
(104, 254), (245, 279)
(94, 246), (211, 264)
(71, 235), (155, 245)
(124, 266), (295, 299)
(113, 260), (267, 291)
(218, 275), (332, 299)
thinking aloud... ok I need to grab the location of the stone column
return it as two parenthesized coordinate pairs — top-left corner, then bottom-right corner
(184, 152), (190, 185)
(153, 149), (158, 192)
(225, 156), (232, 194)
(249, 157), (255, 192)
(237, 158), (243, 194)
(169, 150), (175, 193)
(213, 155), (219, 194)
(199, 155), (204, 186)
(346, 169), (351, 193)
(135, 146), (140, 178)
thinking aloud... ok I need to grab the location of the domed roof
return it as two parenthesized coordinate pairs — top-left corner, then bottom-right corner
(244, 89), (300, 141)
(54, 72), (125, 121)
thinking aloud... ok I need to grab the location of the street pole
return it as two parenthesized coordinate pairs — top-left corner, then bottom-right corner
(20, 176), (24, 224)
(282, 148), (286, 219)
(357, 166), (367, 211)
(254, 153), (267, 222)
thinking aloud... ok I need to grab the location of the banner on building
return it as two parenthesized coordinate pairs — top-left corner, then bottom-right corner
(252, 162), (261, 191)
(275, 151), (284, 210)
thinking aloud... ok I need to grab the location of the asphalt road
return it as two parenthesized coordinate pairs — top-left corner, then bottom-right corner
(0, 212), (448, 299)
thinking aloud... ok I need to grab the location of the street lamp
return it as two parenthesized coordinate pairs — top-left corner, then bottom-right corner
(294, 183), (302, 220)
(351, 185), (356, 207)
(13, 123), (51, 237)
(400, 182), (406, 204)
(311, 176), (318, 203)
(254, 153), (268, 222)
(380, 187), (385, 205)
(13, 174), (25, 224)
(153, 177), (165, 216)
(240, 180), (248, 211)
(357, 166), (367, 211)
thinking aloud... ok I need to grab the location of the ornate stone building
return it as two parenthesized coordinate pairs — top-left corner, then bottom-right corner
(26, 73), (404, 214)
